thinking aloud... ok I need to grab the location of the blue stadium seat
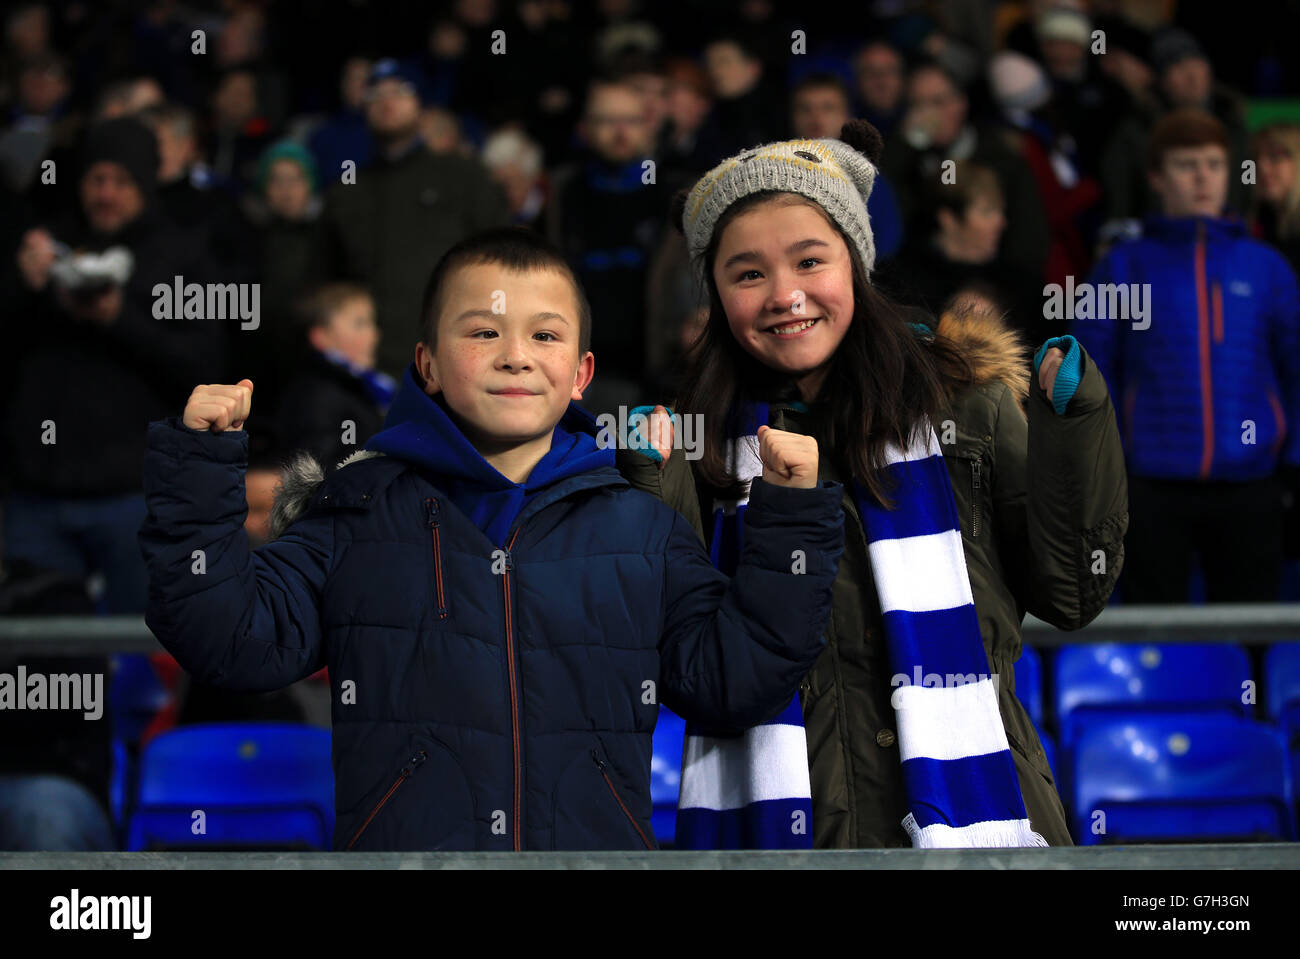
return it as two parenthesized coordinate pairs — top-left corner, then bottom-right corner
(1071, 712), (1294, 844)
(651, 705), (686, 845)
(1014, 646), (1044, 727)
(1265, 642), (1300, 740)
(127, 723), (334, 851)
(1055, 643), (1251, 745)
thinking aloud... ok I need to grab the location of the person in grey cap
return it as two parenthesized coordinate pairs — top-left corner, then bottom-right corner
(617, 120), (1128, 849)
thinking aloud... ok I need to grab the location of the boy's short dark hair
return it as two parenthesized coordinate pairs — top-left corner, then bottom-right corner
(1147, 108), (1230, 172)
(923, 162), (1003, 223)
(419, 227), (593, 354)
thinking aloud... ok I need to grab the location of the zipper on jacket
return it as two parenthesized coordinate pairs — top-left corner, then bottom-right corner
(345, 748), (428, 850)
(591, 749), (654, 849)
(970, 456), (981, 538)
(502, 526), (523, 850)
(425, 498), (448, 619)
(1195, 221), (1215, 477)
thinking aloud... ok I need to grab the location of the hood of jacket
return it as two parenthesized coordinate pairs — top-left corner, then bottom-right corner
(269, 363), (616, 542)
(933, 307), (1032, 408)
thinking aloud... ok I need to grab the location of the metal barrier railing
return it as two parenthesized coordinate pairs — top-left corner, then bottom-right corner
(3, 844), (1299, 869)
(2, 605), (1300, 655)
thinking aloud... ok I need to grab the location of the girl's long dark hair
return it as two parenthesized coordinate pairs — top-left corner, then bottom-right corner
(676, 192), (975, 508)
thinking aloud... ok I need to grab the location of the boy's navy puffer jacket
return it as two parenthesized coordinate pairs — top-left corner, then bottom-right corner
(138, 374), (844, 851)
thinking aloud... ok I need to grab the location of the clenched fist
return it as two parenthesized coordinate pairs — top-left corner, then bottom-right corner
(756, 425), (818, 489)
(183, 380), (254, 432)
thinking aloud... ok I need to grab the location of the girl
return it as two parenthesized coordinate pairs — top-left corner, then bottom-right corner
(619, 120), (1128, 848)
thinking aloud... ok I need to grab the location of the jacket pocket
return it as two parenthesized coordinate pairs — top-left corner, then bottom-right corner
(552, 739), (657, 850)
(343, 732), (474, 851)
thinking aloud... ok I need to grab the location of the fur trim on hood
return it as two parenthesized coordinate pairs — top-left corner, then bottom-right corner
(267, 448), (385, 541)
(934, 307), (1032, 407)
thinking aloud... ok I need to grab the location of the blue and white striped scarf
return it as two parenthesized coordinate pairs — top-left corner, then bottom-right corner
(675, 401), (1047, 849)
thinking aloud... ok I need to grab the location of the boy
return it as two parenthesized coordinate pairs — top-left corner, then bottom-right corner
(1075, 109), (1300, 602)
(275, 282), (395, 472)
(137, 227), (844, 851)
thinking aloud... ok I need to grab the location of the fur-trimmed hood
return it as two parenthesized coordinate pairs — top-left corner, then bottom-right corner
(268, 448), (384, 541)
(933, 308), (1031, 407)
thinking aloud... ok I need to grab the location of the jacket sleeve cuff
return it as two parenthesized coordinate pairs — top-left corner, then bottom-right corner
(148, 416), (249, 464)
(1034, 335), (1083, 416)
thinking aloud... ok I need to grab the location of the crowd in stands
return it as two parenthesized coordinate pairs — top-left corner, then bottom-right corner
(3, 0), (1300, 850)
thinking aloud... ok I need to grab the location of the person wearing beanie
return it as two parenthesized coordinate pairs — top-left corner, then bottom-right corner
(617, 120), (1128, 850)
(322, 57), (510, 381)
(1098, 25), (1250, 230)
(4, 117), (226, 615)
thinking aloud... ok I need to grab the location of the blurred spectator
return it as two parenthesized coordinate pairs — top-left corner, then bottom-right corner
(1076, 110), (1300, 602)
(141, 101), (253, 279)
(882, 60), (1050, 281)
(987, 50), (1100, 287)
(546, 77), (687, 414)
(482, 126), (546, 225)
(879, 162), (1042, 342)
(852, 39), (907, 137)
(322, 57), (509, 380)
(275, 281), (393, 472)
(700, 35), (785, 161)
(1098, 27), (1250, 236)
(307, 55), (374, 184)
(240, 139), (329, 410)
(0, 555), (114, 851)
(0, 53), (75, 196)
(789, 73), (903, 260)
(658, 57), (713, 177)
(2, 117), (224, 614)
(207, 65), (277, 193)
(418, 105), (467, 155)
(1030, 5), (1130, 177)
(94, 76), (165, 121)
(1251, 122), (1300, 276)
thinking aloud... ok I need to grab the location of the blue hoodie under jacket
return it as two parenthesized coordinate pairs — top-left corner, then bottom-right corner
(138, 366), (845, 851)
(1075, 216), (1300, 481)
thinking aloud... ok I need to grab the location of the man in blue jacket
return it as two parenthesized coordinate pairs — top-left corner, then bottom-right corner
(137, 227), (845, 851)
(1074, 109), (1300, 602)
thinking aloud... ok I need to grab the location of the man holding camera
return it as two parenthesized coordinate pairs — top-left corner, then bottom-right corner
(3, 116), (225, 614)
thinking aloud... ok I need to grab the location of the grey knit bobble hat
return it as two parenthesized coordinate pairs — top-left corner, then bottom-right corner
(674, 119), (885, 278)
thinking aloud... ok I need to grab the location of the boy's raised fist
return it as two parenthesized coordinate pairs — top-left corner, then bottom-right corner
(183, 380), (254, 433)
(756, 425), (818, 489)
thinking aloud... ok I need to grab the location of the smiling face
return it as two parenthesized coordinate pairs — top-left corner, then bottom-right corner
(711, 196), (855, 400)
(415, 262), (594, 455)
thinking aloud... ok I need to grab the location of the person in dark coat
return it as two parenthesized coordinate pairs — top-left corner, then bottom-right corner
(275, 282), (393, 472)
(4, 116), (225, 614)
(322, 58), (510, 381)
(882, 60), (1051, 284)
(138, 227), (845, 851)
